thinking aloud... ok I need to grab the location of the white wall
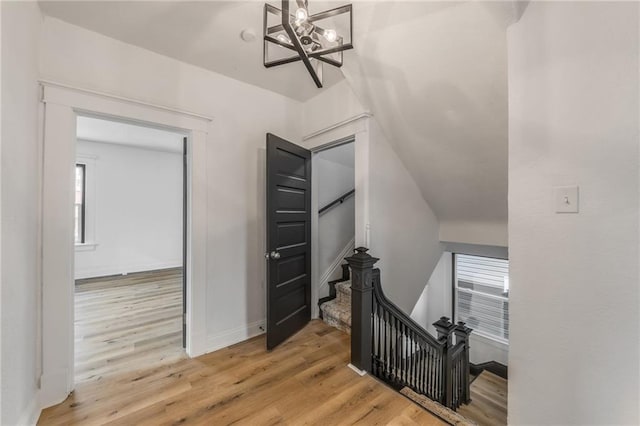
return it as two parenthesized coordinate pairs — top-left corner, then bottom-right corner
(345, 2), (510, 247)
(411, 251), (452, 336)
(302, 80), (368, 137)
(1, 2), (43, 425)
(368, 119), (443, 313)
(75, 140), (183, 279)
(508, 2), (639, 424)
(39, 16), (302, 356)
(468, 334), (507, 366)
(316, 146), (355, 298)
(303, 80), (443, 315)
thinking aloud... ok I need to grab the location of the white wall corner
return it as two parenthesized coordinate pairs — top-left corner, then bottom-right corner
(205, 320), (265, 355)
(186, 329), (209, 358)
(39, 368), (70, 410)
(16, 393), (41, 426)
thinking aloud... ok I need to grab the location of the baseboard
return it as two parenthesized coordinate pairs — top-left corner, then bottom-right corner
(39, 368), (71, 409)
(16, 392), (41, 426)
(347, 363), (367, 376)
(318, 237), (355, 297)
(470, 360), (508, 380)
(206, 320), (265, 354)
(74, 261), (182, 280)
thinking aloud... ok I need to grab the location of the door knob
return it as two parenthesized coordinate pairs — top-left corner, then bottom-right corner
(270, 251), (281, 260)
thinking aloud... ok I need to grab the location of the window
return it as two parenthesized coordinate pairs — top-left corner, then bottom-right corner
(455, 254), (509, 343)
(74, 164), (86, 244)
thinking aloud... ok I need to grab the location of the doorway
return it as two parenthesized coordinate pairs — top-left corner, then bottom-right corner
(73, 116), (187, 383)
(314, 140), (356, 306)
(40, 82), (210, 408)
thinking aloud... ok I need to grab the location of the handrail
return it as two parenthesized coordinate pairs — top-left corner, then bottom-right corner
(371, 269), (444, 348)
(345, 247), (472, 411)
(318, 189), (355, 215)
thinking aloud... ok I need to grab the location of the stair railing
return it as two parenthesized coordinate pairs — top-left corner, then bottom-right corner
(345, 247), (472, 410)
(319, 189), (355, 216)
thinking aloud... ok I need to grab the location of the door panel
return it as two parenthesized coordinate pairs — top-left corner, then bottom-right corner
(266, 133), (312, 350)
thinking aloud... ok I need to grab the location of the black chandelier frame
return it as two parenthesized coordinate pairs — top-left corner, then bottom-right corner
(263, 0), (353, 88)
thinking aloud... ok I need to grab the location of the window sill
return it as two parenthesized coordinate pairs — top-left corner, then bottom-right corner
(75, 243), (98, 252)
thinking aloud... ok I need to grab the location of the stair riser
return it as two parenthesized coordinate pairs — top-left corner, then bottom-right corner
(337, 290), (350, 305)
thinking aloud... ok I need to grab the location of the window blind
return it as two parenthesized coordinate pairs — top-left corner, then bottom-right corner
(456, 254), (509, 343)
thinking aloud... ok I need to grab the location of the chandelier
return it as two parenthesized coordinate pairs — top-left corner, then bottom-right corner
(263, 0), (353, 88)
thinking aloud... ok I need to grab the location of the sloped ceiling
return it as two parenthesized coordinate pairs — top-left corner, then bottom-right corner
(347, 1), (511, 226)
(39, 0), (511, 232)
(38, 0), (345, 101)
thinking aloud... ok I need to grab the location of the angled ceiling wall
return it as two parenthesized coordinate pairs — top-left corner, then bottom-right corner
(39, 0), (512, 246)
(344, 1), (512, 246)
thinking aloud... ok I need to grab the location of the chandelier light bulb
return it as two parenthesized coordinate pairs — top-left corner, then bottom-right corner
(276, 34), (290, 44)
(323, 29), (337, 43)
(295, 7), (308, 23)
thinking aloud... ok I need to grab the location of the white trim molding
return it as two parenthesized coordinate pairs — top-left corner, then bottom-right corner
(39, 80), (213, 124)
(305, 113), (372, 320)
(347, 363), (367, 376)
(74, 242), (98, 252)
(302, 112), (372, 142)
(16, 393), (41, 426)
(39, 82), (210, 409)
(206, 320), (265, 354)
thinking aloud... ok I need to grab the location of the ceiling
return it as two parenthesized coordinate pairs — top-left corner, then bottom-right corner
(344, 1), (512, 224)
(316, 142), (354, 168)
(38, 0), (346, 101)
(43, 0), (512, 230)
(77, 116), (185, 153)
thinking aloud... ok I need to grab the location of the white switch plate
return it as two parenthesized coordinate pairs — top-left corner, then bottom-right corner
(554, 185), (579, 213)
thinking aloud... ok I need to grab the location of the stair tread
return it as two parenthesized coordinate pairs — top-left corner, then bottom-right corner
(321, 281), (351, 334)
(400, 387), (477, 426)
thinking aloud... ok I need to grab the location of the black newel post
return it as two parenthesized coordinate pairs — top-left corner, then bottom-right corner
(433, 316), (456, 408)
(455, 321), (473, 404)
(345, 247), (379, 373)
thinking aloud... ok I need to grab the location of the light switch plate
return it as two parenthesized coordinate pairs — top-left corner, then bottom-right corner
(555, 185), (579, 213)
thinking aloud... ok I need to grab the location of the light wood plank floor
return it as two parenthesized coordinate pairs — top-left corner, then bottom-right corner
(74, 268), (186, 384)
(40, 320), (446, 426)
(458, 371), (508, 426)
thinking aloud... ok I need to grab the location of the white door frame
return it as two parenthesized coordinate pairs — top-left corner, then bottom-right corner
(300, 113), (372, 318)
(39, 81), (211, 408)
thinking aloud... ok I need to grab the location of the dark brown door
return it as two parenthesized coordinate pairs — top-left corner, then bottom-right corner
(266, 133), (312, 350)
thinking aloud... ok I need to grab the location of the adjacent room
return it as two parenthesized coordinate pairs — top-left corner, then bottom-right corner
(73, 116), (187, 383)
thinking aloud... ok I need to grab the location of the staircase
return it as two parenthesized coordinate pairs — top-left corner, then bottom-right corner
(319, 248), (505, 426)
(320, 281), (352, 334)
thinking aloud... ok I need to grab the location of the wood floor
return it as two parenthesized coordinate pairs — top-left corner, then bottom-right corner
(458, 371), (508, 426)
(39, 320), (446, 426)
(74, 268), (185, 384)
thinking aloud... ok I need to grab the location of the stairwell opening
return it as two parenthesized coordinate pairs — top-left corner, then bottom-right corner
(313, 140), (355, 332)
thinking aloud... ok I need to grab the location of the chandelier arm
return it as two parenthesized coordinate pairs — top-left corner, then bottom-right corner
(265, 33), (344, 66)
(281, 0), (323, 87)
(307, 4), (352, 22)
